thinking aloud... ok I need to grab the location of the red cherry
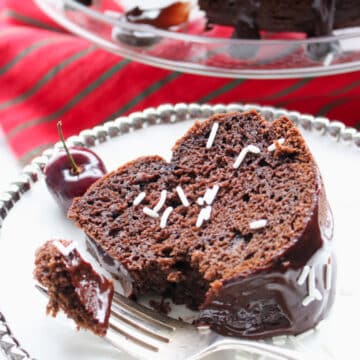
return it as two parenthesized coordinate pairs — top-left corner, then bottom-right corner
(45, 122), (106, 213)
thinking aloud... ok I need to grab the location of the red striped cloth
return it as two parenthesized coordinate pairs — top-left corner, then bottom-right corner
(0, 0), (359, 164)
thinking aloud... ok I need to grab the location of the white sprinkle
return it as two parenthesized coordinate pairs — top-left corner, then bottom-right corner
(196, 209), (206, 228)
(302, 295), (315, 307)
(206, 122), (219, 149)
(233, 145), (261, 169)
(247, 144), (261, 153)
(313, 288), (323, 301)
(197, 197), (204, 206)
(203, 206), (212, 221)
(203, 189), (213, 205)
(204, 185), (220, 205)
(53, 240), (77, 257)
(143, 207), (159, 218)
(249, 219), (268, 230)
(153, 190), (167, 213)
(196, 206), (212, 227)
(160, 207), (173, 229)
(196, 216), (204, 228)
(196, 208), (206, 227)
(308, 267), (316, 298)
(267, 138), (285, 152)
(176, 186), (190, 207)
(297, 265), (311, 285)
(325, 261), (332, 290)
(272, 335), (288, 346)
(133, 192), (146, 206)
(295, 328), (315, 341)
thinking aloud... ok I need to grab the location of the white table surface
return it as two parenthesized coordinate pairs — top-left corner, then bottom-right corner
(0, 126), (20, 192)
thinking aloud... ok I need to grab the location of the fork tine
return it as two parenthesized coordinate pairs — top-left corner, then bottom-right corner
(110, 308), (170, 343)
(108, 322), (159, 352)
(113, 291), (177, 331)
(35, 284), (47, 296)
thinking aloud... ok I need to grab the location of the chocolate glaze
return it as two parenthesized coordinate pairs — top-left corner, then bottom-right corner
(197, 177), (336, 338)
(59, 244), (114, 326)
(86, 235), (134, 297)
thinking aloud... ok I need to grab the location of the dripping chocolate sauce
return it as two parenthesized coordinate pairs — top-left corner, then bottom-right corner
(125, 2), (191, 30)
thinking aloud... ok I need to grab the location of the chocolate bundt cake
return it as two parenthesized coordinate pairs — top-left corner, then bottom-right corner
(34, 240), (114, 336)
(68, 110), (335, 338)
(199, 0), (360, 38)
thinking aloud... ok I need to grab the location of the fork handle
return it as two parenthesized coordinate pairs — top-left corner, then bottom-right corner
(192, 338), (305, 360)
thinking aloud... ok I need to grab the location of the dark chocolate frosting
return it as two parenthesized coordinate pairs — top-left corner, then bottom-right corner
(85, 177), (336, 338)
(197, 178), (336, 338)
(87, 233), (135, 297)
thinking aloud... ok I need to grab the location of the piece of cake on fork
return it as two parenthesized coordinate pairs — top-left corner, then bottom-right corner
(34, 239), (114, 336)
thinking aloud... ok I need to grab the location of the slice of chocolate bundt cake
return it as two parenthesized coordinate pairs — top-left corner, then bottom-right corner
(34, 240), (114, 336)
(68, 110), (335, 338)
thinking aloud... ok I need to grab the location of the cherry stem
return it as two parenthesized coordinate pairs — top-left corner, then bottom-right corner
(57, 121), (82, 175)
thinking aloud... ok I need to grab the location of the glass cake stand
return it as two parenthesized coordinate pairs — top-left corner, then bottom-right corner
(35, 0), (360, 79)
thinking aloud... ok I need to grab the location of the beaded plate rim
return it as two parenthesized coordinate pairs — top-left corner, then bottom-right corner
(0, 103), (359, 360)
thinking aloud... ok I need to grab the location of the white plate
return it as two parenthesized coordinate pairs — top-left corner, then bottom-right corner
(0, 104), (359, 360)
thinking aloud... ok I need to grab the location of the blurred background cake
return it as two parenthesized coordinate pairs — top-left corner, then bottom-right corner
(93, 0), (360, 39)
(198, 0), (360, 38)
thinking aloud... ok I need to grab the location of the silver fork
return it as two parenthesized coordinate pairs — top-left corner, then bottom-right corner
(35, 285), (304, 360)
